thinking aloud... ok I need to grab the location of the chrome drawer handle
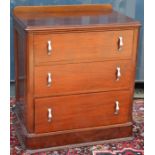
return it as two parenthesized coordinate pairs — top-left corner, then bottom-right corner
(47, 40), (52, 55)
(118, 36), (123, 51)
(48, 108), (52, 122)
(47, 73), (52, 87)
(114, 101), (120, 115)
(116, 66), (121, 81)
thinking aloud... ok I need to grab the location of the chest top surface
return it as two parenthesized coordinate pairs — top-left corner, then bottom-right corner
(13, 4), (140, 31)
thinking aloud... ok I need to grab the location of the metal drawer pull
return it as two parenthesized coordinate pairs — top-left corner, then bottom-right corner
(48, 108), (52, 122)
(116, 67), (121, 81)
(47, 40), (52, 55)
(118, 36), (123, 51)
(115, 101), (120, 115)
(47, 73), (52, 87)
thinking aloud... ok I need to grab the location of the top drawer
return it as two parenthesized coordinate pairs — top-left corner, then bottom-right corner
(34, 30), (133, 64)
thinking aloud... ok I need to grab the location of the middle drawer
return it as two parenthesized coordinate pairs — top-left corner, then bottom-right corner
(34, 60), (133, 97)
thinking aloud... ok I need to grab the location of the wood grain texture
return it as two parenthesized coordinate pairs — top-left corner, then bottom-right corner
(28, 124), (132, 149)
(13, 4), (112, 14)
(13, 107), (132, 149)
(14, 20), (35, 132)
(35, 90), (132, 133)
(13, 4), (140, 31)
(34, 60), (133, 97)
(13, 4), (141, 149)
(25, 32), (34, 132)
(34, 30), (133, 64)
(14, 22), (27, 127)
(27, 124), (132, 149)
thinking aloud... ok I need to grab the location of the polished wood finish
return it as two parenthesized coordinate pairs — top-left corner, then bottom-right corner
(34, 60), (133, 97)
(13, 4), (140, 149)
(14, 109), (132, 149)
(13, 4), (140, 31)
(13, 4), (112, 14)
(25, 32), (35, 132)
(35, 90), (132, 133)
(34, 30), (133, 64)
(14, 24), (27, 126)
(30, 125), (130, 149)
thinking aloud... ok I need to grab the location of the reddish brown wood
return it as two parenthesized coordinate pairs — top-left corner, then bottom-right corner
(35, 90), (132, 133)
(27, 124), (132, 149)
(13, 4), (112, 14)
(14, 23), (27, 126)
(14, 20), (34, 132)
(34, 60), (133, 97)
(14, 109), (132, 149)
(13, 4), (140, 31)
(13, 4), (141, 149)
(34, 30), (133, 64)
(25, 32), (34, 132)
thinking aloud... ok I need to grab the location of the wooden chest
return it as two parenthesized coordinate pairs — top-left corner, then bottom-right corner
(13, 4), (140, 150)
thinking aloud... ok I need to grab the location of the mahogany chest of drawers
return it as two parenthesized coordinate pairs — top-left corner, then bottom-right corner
(13, 4), (140, 150)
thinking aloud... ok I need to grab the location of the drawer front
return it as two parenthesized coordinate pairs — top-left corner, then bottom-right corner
(35, 90), (132, 133)
(34, 60), (133, 97)
(34, 30), (133, 64)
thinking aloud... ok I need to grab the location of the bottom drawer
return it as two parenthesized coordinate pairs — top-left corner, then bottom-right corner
(34, 90), (132, 133)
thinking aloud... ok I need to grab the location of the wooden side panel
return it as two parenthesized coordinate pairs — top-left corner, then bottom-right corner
(34, 30), (133, 64)
(14, 21), (27, 126)
(25, 32), (34, 133)
(14, 20), (35, 133)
